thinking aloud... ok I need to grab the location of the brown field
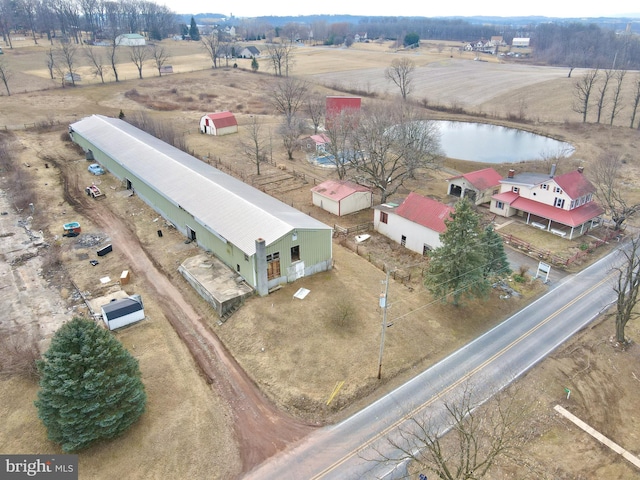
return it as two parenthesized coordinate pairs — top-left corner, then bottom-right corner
(1, 38), (640, 479)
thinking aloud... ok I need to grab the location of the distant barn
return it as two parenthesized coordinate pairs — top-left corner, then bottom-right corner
(325, 96), (361, 128)
(200, 111), (238, 136)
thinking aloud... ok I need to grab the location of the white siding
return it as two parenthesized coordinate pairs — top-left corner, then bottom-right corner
(374, 209), (442, 254)
(101, 308), (145, 330)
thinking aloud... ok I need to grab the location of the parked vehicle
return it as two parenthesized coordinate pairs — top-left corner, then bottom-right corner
(88, 163), (105, 175)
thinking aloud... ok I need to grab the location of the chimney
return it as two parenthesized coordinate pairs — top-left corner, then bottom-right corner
(507, 169), (515, 178)
(255, 238), (269, 297)
(549, 164), (556, 177)
(577, 166), (584, 174)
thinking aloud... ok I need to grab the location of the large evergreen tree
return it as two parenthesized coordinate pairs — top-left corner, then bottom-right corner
(424, 198), (490, 306)
(482, 224), (511, 278)
(35, 317), (146, 452)
(189, 17), (200, 41)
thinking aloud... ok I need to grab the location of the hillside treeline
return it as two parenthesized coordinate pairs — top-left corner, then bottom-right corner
(2, 0), (640, 70)
(533, 23), (640, 69)
(0, 0), (177, 46)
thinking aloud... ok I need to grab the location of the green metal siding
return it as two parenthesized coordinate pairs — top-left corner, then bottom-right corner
(72, 130), (331, 289)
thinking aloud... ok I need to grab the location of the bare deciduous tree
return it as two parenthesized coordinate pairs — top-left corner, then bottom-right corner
(613, 235), (640, 344)
(385, 57), (415, 101)
(278, 117), (304, 160)
(348, 103), (441, 203)
(107, 34), (120, 82)
(573, 68), (599, 123)
(243, 116), (267, 175)
(595, 68), (614, 123)
(150, 44), (170, 77)
(372, 382), (536, 480)
(125, 111), (187, 152)
(201, 31), (222, 69)
(44, 48), (55, 79)
(630, 74), (640, 129)
(54, 42), (79, 87)
(323, 108), (359, 180)
(270, 76), (309, 124)
(305, 92), (325, 134)
(264, 40), (295, 77)
(591, 152), (640, 230)
(84, 46), (106, 83)
(0, 57), (11, 95)
(129, 45), (149, 79)
(609, 69), (626, 126)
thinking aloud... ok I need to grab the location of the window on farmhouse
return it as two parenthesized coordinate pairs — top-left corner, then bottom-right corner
(380, 212), (388, 224)
(291, 245), (300, 262)
(512, 187), (519, 193)
(554, 197), (565, 208)
(496, 201), (504, 209)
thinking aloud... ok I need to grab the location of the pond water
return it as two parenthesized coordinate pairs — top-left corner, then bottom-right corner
(434, 121), (574, 163)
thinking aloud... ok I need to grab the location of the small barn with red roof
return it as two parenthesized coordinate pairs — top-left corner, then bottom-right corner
(374, 192), (453, 254)
(311, 179), (372, 216)
(447, 167), (502, 205)
(199, 111), (238, 136)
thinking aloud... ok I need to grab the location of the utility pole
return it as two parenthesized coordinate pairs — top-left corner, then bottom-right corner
(377, 269), (390, 379)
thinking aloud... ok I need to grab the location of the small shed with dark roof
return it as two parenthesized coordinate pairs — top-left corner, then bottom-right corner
(101, 295), (145, 330)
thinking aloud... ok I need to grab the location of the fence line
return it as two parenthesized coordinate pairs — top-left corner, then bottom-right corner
(498, 226), (620, 267)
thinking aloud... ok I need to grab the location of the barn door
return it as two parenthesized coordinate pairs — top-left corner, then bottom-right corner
(266, 252), (280, 280)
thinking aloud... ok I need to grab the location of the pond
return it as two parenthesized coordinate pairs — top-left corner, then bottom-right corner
(434, 121), (574, 163)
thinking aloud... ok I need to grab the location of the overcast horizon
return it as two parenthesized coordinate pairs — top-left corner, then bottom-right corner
(159, 0), (640, 20)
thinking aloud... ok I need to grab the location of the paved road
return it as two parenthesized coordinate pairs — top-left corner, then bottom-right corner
(244, 245), (622, 479)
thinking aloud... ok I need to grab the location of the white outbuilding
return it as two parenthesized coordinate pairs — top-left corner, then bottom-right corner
(116, 33), (146, 46)
(101, 295), (145, 330)
(311, 179), (372, 216)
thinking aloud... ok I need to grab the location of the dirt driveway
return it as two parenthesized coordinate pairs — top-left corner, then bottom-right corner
(59, 150), (317, 472)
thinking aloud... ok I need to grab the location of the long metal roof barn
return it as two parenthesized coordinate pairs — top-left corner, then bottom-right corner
(70, 115), (331, 255)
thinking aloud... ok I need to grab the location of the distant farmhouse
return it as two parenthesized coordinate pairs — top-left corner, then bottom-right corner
(239, 46), (260, 58)
(69, 115), (333, 297)
(116, 33), (145, 46)
(374, 193), (453, 255)
(490, 166), (603, 239)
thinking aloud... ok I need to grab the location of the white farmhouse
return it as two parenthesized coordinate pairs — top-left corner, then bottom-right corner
(374, 193), (453, 255)
(490, 166), (603, 239)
